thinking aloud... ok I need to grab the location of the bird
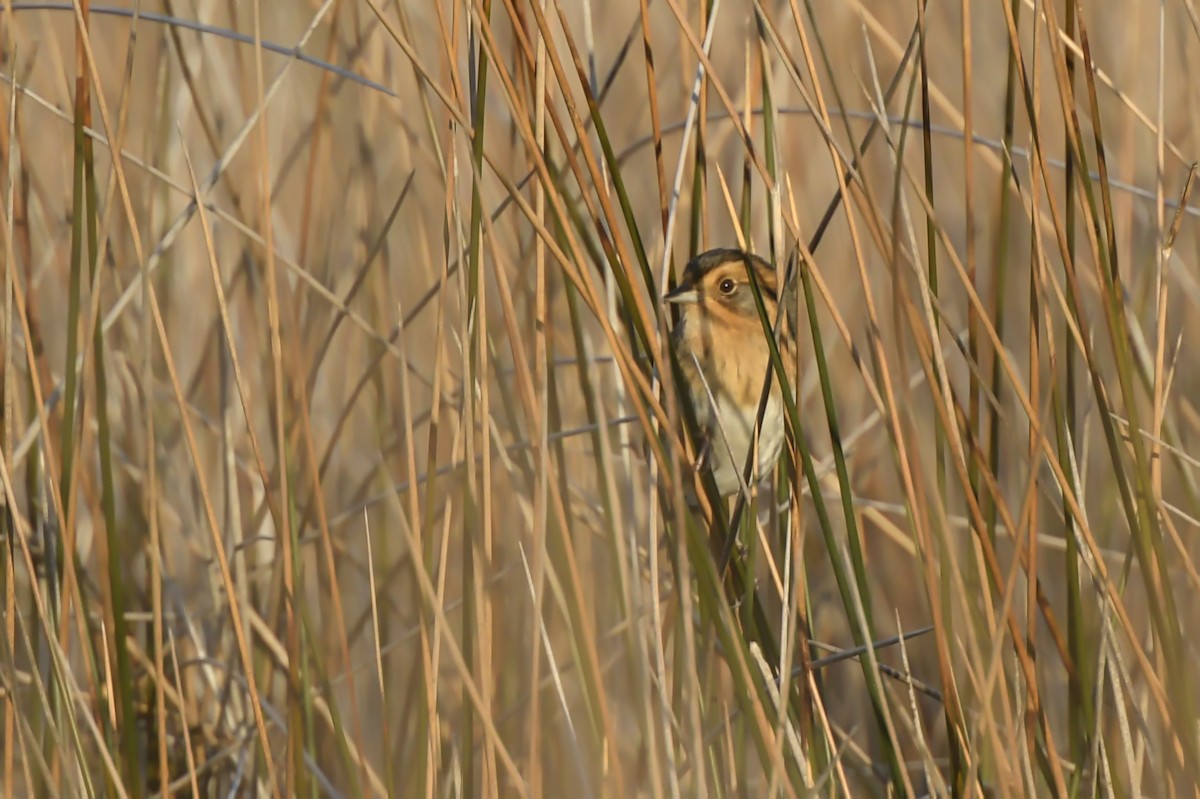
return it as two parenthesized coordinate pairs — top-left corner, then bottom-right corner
(663, 248), (799, 499)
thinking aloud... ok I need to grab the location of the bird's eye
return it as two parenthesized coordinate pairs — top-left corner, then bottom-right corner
(718, 278), (736, 295)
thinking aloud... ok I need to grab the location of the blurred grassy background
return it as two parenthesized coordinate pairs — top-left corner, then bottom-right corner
(2, 0), (1199, 795)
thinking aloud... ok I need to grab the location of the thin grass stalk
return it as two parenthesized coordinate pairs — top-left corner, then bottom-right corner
(403, 242), (442, 799)
(636, 0), (669, 235)
(955, 24), (1003, 758)
(58, 0), (91, 639)
(571, 27), (655, 771)
(740, 45), (754, 238)
(415, 264), (448, 796)
(549, 170), (642, 788)
(696, 0), (713, 253)
(295, 496), (318, 799)
(144, 329), (165, 795)
(456, 78), (677, 477)
(1027, 233), (1046, 787)
(478, 85), (502, 799)
(470, 136), (499, 791)
(361, 517), (396, 797)
(908, 8), (976, 772)
(1004, 8), (1044, 778)
(304, 169), (414, 403)
(161, 0), (226, 158)
(958, 0), (986, 574)
(689, 64), (708, 260)
(54, 413), (104, 789)
(1057, 0), (1095, 783)
(529, 7), (551, 790)
(1020, 42), (1049, 787)
(541, 336), (582, 789)
(985, 0), (1017, 550)
(294, 0), (342, 275)
(22, 319), (49, 789)
(460, 2), (494, 794)
(787, 0), (845, 130)
(2, 35), (19, 797)
(413, 14), (460, 792)
(2, 545), (18, 799)
(661, 0), (776, 190)
(913, 0), (944, 508)
(485, 8), (646, 361)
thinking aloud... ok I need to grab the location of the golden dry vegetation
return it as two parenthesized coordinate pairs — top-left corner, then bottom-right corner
(2, 0), (1200, 795)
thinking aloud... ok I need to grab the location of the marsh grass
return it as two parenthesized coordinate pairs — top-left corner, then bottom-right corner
(1, 0), (1199, 795)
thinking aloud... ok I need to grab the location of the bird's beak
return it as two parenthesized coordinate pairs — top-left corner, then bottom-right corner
(663, 285), (699, 305)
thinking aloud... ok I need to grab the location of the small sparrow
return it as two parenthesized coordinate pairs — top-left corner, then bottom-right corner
(664, 248), (798, 498)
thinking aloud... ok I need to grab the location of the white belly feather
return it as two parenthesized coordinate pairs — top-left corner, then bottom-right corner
(703, 389), (785, 496)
